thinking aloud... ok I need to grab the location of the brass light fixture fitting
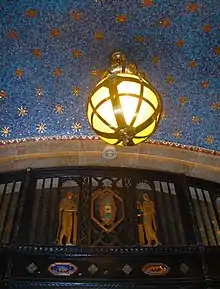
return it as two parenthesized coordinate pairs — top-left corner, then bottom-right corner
(87, 52), (163, 146)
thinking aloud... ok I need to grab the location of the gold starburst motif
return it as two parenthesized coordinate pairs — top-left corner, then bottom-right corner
(213, 46), (220, 54)
(72, 86), (80, 96)
(72, 122), (81, 132)
(15, 69), (23, 78)
(175, 39), (184, 47)
(94, 31), (104, 40)
(202, 24), (211, 33)
(192, 116), (200, 124)
(72, 50), (82, 58)
(179, 96), (189, 105)
(36, 123), (47, 133)
(188, 60), (197, 68)
(152, 55), (160, 64)
(166, 75), (175, 84)
(0, 90), (7, 100)
(158, 18), (171, 28)
(173, 130), (182, 138)
(115, 15), (127, 23)
(7, 30), (19, 39)
(210, 102), (220, 111)
(205, 136), (214, 144)
(201, 81), (209, 88)
(32, 48), (42, 58)
(25, 9), (37, 18)
(134, 35), (146, 43)
(51, 28), (60, 37)
(18, 106), (28, 116)
(141, 0), (153, 6)
(187, 3), (199, 12)
(1, 126), (11, 137)
(53, 67), (62, 77)
(35, 88), (44, 96)
(55, 104), (64, 114)
(71, 11), (82, 21)
(91, 69), (100, 76)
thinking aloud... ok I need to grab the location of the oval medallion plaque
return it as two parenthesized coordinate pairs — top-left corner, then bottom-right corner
(142, 263), (169, 276)
(48, 262), (78, 276)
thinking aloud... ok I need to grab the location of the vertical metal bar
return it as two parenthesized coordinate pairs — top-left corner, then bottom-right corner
(45, 178), (54, 245)
(17, 168), (35, 244)
(0, 182), (16, 243)
(34, 178), (46, 244)
(167, 182), (181, 245)
(155, 181), (169, 244)
(201, 189), (218, 245)
(175, 174), (197, 245)
(0, 184), (7, 240)
(194, 188), (210, 245)
(188, 187), (204, 245)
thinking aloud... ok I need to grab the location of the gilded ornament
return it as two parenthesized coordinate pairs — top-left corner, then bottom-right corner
(0, 90), (7, 100)
(210, 102), (220, 111)
(205, 136), (214, 144)
(55, 104), (64, 114)
(141, 0), (153, 6)
(36, 123), (47, 133)
(72, 86), (80, 96)
(173, 130), (182, 138)
(213, 46), (220, 54)
(51, 28), (60, 37)
(158, 19), (170, 28)
(35, 88), (44, 96)
(179, 96), (189, 105)
(175, 39), (184, 47)
(142, 263), (169, 276)
(134, 35), (146, 43)
(115, 15), (127, 23)
(192, 116), (200, 124)
(57, 191), (78, 245)
(137, 194), (160, 246)
(72, 50), (82, 58)
(166, 75), (175, 84)
(203, 24), (211, 33)
(71, 11), (82, 21)
(152, 55), (160, 64)
(1, 126), (11, 137)
(72, 122), (81, 132)
(25, 9), (37, 18)
(187, 3), (199, 12)
(48, 262), (78, 276)
(32, 49), (42, 58)
(18, 106), (28, 117)
(94, 31), (104, 40)
(15, 69), (23, 78)
(201, 81), (209, 88)
(188, 60), (197, 68)
(7, 30), (19, 39)
(53, 68), (62, 77)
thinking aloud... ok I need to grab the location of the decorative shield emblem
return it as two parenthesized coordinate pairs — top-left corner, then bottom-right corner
(48, 262), (78, 276)
(91, 188), (124, 233)
(142, 263), (170, 276)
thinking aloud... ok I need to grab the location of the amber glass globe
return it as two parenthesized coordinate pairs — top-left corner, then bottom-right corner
(87, 61), (162, 146)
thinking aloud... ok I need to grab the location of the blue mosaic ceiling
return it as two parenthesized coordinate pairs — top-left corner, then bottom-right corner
(0, 0), (219, 151)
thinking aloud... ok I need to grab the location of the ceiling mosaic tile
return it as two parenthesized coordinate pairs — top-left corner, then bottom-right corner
(0, 0), (219, 151)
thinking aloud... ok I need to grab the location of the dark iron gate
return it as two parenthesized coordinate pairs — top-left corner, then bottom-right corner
(0, 166), (219, 289)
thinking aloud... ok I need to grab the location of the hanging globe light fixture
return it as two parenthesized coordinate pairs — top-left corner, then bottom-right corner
(87, 52), (163, 146)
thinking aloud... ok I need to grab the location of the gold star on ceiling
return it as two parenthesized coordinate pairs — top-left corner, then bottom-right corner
(53, 68), (62, 77)
(72, 122), (81, 132)
(192, 116), (201, 124)
(179, 96), (189, 105)
(115, 15), (127, 23)
(202, 24), (211, 33)
(35, 88), (44, 96)
(158, 19), (171, 28)
(72, 86), (80, 96)
(25, 9), (37, 18)
(188, 60), (197, 68)
(1, 126), (11, 137)
(201, 81), (209, 89)
(134, 35), (146, 43)
(187, 3), (199, 12)
(7, 30), (19, 39)
(210, 102), (220, 111)
(175, 39), (184, 47)
(51, 28), (60, 37)
(32, 48), (42, 58)
(15, 69), (23, 78)
(173, 130), (182, 138)
(205, 136), (214, 144)
(141, 0), (153, 6)
(18, 106), (28, 117)
(0, 90), (7, 100)
(152, 55), (160, 64)
(55, 104), (64, 114)
(71, 11), (82, 21)
(36, 123), (47, 133)
(91, 69), (101, 77)
(72, 49), (82, 58)
(166, 75), (175, 84)
(213, 46), (220, 54)
(94, 31), (104, 40)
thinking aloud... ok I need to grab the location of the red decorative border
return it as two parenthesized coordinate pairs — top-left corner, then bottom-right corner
(0, 135), (219, 156)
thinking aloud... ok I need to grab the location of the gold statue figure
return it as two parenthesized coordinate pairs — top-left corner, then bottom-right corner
(137, 193), (160, 246)
(57, 191), (78, 245)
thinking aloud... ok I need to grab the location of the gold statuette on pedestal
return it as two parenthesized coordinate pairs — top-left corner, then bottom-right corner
(137, 193), (160, 246)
